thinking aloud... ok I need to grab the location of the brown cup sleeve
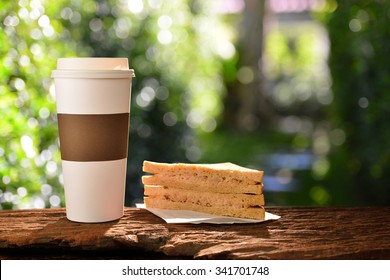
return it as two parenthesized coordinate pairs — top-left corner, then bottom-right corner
(57, 113), (130, 162)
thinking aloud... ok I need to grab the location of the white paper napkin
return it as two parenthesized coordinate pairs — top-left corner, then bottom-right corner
(136, 204), (280, 224)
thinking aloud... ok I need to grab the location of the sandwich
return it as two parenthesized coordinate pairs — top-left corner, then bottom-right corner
(142, 160), (266, 220)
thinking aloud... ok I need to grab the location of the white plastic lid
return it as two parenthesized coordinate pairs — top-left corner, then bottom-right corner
(52, 58), (135, 79)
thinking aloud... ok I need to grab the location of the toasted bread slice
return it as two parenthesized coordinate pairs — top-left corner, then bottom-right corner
(142, 175), (263, 194)
(142, 161), (264, 191)
(144, 185), (265, 208)
(144, 196), (265, 220)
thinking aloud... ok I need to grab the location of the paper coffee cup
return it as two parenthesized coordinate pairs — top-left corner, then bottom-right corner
(52, 58), (134, 223)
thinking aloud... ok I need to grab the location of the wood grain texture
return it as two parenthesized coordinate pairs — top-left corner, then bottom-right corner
(0, 207), (389, 259)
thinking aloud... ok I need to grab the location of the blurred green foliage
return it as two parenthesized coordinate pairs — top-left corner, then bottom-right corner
(0, 0), (231, 209)
(260, 0), (390, 206)
(264, 23), (331, 115)
(321, 1), (390, 205)
(1, 0), (64, 209)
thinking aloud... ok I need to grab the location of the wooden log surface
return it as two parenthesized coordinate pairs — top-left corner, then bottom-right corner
(0, 207), (389, 259)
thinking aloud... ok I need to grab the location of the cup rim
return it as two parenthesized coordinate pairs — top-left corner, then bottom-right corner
(51, 69), (135, 79)
(57, 57), (130, 70)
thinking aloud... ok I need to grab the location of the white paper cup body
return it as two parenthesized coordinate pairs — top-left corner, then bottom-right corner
(52, 58), (134, 223)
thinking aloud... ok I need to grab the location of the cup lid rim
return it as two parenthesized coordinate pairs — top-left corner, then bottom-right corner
(57, 57), (130, 70)
(51, 69), (135, 79)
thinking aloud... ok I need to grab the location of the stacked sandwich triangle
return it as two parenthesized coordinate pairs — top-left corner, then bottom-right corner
(142, 160), (266, 220)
